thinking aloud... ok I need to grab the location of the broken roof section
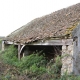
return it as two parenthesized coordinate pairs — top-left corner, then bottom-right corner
(5, 3), (80, 44)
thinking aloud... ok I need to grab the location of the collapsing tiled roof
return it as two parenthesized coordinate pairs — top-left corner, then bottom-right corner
(5, 3), (80, 43)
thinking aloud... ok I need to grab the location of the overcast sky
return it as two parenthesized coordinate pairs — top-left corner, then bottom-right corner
(0, 0), (80, 36)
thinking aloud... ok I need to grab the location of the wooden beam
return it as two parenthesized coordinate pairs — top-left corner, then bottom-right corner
(2, 41), (5, 51)
(19, 45), (25, 54)
(4, 40), (18, 45)
(4, 39), (73, 46)
(28, 39), (73, 46)
(18, 44), (21, 60)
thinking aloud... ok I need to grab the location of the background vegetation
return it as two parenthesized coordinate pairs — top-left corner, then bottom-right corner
(0, 45), (80, 80)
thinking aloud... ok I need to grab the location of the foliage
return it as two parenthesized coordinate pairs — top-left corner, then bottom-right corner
(19, 53), (47, 69)
(1, 45), (18, 65)
(60, 74), (80, 80)
(17, 52), (47, 76)
(46, 55), (62, 80)
(1, 45), (80, 80)
(1, 47), (47, 75)
(27, 64), (46, 76)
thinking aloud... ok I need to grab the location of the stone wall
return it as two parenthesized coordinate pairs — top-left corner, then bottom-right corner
(73, 36), (80, 75)
(61, 45), (73, 75)
(72, 24), (80, 75)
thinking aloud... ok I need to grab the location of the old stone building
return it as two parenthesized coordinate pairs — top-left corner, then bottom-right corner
(72, 24), (80, 75)
(2, 3), (80, 75)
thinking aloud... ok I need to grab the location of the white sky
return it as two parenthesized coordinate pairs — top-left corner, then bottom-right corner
(0, 0), (80, 36)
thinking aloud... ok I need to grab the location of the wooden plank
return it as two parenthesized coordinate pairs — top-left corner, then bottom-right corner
(4, 41), (18, 45)
(29, 39), (73, 45)
(4, 40), (24, 45)
(2, 41), (5, 51)
(4, 39), (73, 46)
(19, 45), (25, 54)
(18, 44), (21, 60)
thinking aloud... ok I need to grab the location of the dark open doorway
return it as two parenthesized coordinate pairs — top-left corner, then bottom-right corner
(21, 45), (62, 61)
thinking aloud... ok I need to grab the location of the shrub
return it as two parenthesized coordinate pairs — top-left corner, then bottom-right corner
(28, 64), (46, 75)
(1, 45), (18, 65)
(45, 55), (62, 80)
(3, 46), (79, 79)
(18, 52), (47, 74)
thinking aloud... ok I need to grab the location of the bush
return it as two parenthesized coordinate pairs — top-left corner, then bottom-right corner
(3, 45), (80, 80)
(46, 55), (62, 79)
(28, 64), (46, 75)
(1, 47), (47, 75)
(16, 52), (47, 76)
(1, 45), (18, 65)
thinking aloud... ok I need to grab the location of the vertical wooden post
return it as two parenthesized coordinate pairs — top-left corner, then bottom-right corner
(2, 41), (5, 51)
(23, 53), (25, 57)
(18, 44), (21, 60)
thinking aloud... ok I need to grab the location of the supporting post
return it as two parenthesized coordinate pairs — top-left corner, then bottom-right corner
(23, 53), (25, 57)
(61, 45), (73, 75)
(2, 41), (5, 51)
(18, 44), (21, 60)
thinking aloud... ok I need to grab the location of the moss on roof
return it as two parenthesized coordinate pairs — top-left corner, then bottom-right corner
(5, 3), (80, 43)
